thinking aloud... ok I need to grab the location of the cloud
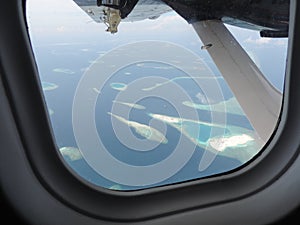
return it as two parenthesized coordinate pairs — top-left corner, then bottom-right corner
(244, 37), (288, 47)
(274, 39), (288, 46)
(244, 37), (272, 45)
(145, 14), (190, 32)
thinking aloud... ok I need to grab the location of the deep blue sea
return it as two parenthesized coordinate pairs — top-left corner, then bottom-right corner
(35, 43), (256, 190)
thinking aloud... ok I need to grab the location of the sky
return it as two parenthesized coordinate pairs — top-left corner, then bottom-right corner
(27, 0), (288, 91)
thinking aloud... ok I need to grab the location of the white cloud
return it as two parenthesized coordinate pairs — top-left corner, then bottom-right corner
(274, 39), (288, 46)
(244, 37), (272, 45)
(244, 37), (288, 47)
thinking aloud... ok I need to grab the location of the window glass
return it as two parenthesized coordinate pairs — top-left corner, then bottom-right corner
(26, 0), (289, 190)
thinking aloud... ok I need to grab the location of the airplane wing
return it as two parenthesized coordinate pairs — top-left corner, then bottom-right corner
(192, 20), (282, 142)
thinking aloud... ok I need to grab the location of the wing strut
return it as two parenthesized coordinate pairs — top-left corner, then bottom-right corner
(193, 20), (282, 142)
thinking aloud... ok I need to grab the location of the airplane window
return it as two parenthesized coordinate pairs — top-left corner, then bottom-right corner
(26, 0), (289, 190)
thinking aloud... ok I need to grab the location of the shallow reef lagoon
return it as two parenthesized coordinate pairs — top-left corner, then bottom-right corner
(59, 147), (83, 161)
(110, 82), (128, 91)
(109, 112), (168, 144)
(42, 82), (58, 91)
(113, 100), (146, 110)
(147, 112), (262, 164)
(53, 68), (75, 75)
(182, 97), (245, 116)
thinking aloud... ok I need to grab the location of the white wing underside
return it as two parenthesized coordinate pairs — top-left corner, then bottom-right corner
(193, 20), (282, 142)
